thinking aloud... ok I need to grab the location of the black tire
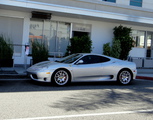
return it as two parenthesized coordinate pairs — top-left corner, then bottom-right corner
(117, 70), (132, 85)
(52, 69), (70, 86)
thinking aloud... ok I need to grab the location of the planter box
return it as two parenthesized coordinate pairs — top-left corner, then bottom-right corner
(0, 59), (14, 67)
(144, 59), (153, 68)
(132, 58), (143, 68)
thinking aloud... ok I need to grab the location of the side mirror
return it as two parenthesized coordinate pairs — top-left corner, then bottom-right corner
(77, 60), (84, 64)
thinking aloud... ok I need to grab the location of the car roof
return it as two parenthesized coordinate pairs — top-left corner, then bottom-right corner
(78, 53), (100, 55)
(78, 53), (108, 57)
(77, 53), (119, 61)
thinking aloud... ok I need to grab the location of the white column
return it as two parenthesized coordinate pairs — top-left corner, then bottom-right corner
(21, 17), (31, 65)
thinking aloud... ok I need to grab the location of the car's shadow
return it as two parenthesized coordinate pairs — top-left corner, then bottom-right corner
(0, 79), (147, 92)
(1, 79), (153, 114)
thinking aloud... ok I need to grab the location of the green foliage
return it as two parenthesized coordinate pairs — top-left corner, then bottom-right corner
(103, 40), (121, 59)
(66, 35), (92, 55)
(113, 25), (132, 39)
(103, 43), (111, 56)
(113, 25), (134, 60)
(119, 36), (134, 60)
(111, 39), (121, 59)
(103, 25), (133, 60)
(0, 35), (13, 59)
(32, 40), (49, 64)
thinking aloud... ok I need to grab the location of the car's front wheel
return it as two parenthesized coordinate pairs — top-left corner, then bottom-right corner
(52, 69), (70, 86)
(117, 70), (132, 85)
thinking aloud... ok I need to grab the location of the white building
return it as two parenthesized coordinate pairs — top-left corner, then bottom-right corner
(0, 0), (153, 67)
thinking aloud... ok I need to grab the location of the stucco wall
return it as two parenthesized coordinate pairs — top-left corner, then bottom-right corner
(0, 9), (153, 64)
(26, 0), (153, 19)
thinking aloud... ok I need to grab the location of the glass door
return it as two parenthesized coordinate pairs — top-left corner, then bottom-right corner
(29, 20), (70, 57)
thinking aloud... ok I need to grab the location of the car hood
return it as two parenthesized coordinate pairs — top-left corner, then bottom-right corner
(33, 61), (59, 67)
(27, 61), (65, 72)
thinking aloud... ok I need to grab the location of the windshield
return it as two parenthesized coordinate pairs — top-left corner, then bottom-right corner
(56, 54), (83, 63)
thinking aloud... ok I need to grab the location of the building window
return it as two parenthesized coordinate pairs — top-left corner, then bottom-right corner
(102, 0), (116, 3)
(131, 30), (145, 48)
(29, 20), (70, 57)
(130, 0), (142, 7)
(0, 16), (23, 57)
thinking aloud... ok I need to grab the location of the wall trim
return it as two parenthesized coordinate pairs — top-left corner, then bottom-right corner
(1, 0), (153, 25)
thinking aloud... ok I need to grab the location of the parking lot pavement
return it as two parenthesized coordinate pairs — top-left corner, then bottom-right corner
(0, 79), (153, 120)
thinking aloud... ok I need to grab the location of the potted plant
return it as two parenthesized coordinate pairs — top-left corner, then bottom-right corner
(0, 35), (14, 67)
(31, 40), (49, 65)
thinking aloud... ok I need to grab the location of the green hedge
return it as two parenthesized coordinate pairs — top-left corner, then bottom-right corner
(103, 25), (134, 60)
(0, 35), (13, 59)
(32, 40), (49, 64)
(66, 35), (92, 55)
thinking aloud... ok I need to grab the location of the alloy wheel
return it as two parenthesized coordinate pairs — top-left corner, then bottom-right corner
(118, 70), (132, 85)
(54, 70), (69, 86)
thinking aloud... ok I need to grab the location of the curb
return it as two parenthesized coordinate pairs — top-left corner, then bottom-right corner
(136, 76), (153, 81)
(1, 74), (153, 81)
(0, 74), (29, 80)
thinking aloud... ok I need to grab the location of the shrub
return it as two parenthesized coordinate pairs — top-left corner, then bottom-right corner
(32, 40), (49, 64)
(66, 35), (92, 55)
(103, 43), (111, 56)
(103, 25), (134, 60)
(0, 35), (13, 59)
(113, 25), (134, 60)
(111, 39), (121, 59)
(103, 40), (121, 59)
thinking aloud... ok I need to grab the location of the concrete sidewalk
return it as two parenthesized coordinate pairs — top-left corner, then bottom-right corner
(0, 66), (28, 80)
(0, 66), (153, 80)
(0, 66), (27, 75)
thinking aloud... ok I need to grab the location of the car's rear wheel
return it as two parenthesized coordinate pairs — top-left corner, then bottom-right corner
(117, 70), (132, 85)
(52, 69), (70, 86)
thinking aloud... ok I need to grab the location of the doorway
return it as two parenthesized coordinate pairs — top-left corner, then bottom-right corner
(73, 31), (89, 38)
(146, 32), (153, 58)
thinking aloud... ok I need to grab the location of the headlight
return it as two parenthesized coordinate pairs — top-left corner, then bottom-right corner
(28, 66), (48, 71)
(38, 66), (48, 71)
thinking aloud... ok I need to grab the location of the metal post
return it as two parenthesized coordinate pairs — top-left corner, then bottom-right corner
(24, 43), (30, 69)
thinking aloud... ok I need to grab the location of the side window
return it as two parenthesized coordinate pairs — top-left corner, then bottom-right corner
(99, 56), (110, 63)
(90, 55), (110, 63)
(79, 55), (110, 64)
(80, 55), (92, 64)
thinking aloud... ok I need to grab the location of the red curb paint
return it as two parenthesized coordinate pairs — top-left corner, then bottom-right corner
(136, 76), (153, 81)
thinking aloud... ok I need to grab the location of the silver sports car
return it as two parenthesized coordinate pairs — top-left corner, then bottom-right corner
(27, 53), (137, 86)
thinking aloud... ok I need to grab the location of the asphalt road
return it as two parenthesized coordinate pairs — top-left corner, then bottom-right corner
(0, 79), (153, 120)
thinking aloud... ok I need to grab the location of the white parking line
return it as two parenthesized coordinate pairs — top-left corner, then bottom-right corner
(6, 109), (153, 120)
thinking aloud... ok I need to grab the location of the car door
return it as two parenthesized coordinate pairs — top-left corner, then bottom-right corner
(72, 55), (104, 81)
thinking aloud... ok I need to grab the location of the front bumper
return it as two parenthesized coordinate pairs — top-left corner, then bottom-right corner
(132, 69), (137, 80)
(27, 71), (52, 82)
